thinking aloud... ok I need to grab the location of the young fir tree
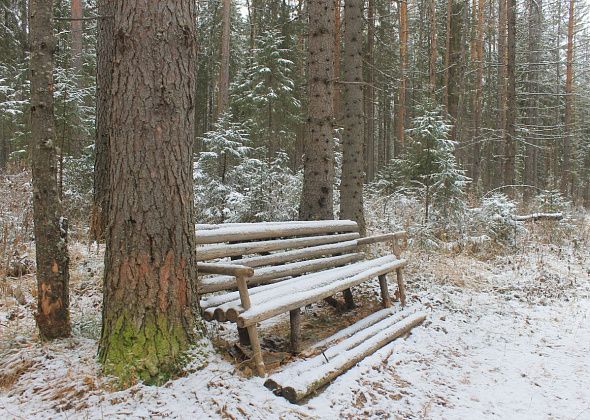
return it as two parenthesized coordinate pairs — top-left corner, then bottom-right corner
(377, 105), (469, 224)
(232, 28), (300, 161)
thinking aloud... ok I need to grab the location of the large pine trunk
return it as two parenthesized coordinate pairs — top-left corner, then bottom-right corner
(91, 0), (114, 242)
(98, 0), (201, 384)
(30, 0), (71, 339)
(339, 0), (365, 235)
(299, 0), (335, 221)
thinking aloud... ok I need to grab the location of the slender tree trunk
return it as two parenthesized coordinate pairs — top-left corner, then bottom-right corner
(30, 0), (71, 339)
(472, 0), (484, 188)
(91, 0), (114, 243)
(333, 0), (341, 118)
(443, 0), (451, 109)
(98, 0), (201, 384)
(496, 0), (507, 189)
(503, 0), (516, 189)
(429, 0), (437, 99)
(523, 0), (542, 199)
(340, 0), (365, 235)
(562, 0), (574, 196)
(70, 0), (83, 81)
(396, 0), (408, 148)
(218, 0), (230, 116)
(365, 0), (375, 177)
(300, 0), (335, 221)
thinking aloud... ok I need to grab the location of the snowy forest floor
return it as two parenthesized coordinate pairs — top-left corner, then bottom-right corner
(1, 231), (589, 419)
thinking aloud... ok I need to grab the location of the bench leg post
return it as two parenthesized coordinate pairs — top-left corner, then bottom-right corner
(290, 309), (301, 353)
(237, 327), (251, 346)
(246, 325), (266, 376)
(396, 268), (406, 307)
(378, 274), (392, 308)
(343, 288), (355, 309)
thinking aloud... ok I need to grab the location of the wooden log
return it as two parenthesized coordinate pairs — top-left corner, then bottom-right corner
(196, 220), (357, 231)
(290, 309), (301, 353)
(195, 220), (359, 244)
(233, 256), (404, 317)
(357, 231), (407, 246)
(236, 240), (359, 268)
(237, 258), (407, 328)
(199, 253), (365, 294)
(396, 268), (406, 307)
(378, 274), (391, 308)
(196, 232), (360, 261)
(512, 212), (563, 222)
(306, 306), (415, 354)
(265, 310), (427, 402)
(196, 262), (254, 278)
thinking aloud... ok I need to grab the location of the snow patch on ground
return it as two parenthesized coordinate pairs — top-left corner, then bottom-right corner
(1, 239), (589, 419)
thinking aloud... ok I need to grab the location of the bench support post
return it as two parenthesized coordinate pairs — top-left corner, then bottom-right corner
(378, 274), (392, 308)
(343, 288), (355, 309)
(237, 327), (251, 346)
(396, 268), (406, 306)
(247, 324), (266, 376)
(290, 309), (301, 353)
(236, 275), (266, 376)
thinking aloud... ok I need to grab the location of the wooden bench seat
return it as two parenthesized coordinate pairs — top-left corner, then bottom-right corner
(196, 220), (408, 376)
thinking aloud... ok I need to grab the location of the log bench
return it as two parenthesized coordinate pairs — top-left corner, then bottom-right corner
(196, 220), (408, 376)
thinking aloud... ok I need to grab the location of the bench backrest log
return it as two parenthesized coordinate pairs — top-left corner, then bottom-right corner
(195, 220), (363, 294)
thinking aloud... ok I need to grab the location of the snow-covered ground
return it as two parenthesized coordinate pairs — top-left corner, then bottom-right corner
(1, 231), (588, 419)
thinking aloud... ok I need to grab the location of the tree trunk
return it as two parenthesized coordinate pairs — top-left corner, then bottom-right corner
(523, 0), (542, 200)
(217, 0), (230, 116)
(70, 0), (83, 81)
(299, 0), (335, 221)
(395, 0), (408, 149)
(562, 0), (574, 196)
(365, 0), (375, 178)
(429, 0), (437, 99)
(503, 0), (516, 189)
(98, 0), (201, 384)
(30, 0), (71, 339)
(333, 0), (341, 118)
(496, 0), (507, 189)
(91, 0), (114, 243)
(472, 0), (484, 187)
(340, 0), (365, 235)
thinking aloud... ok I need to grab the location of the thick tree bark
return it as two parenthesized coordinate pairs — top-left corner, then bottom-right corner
(562, 0), (574, 196)
(340, 0), (365, 235)
(91, 0), (114, 243)
(217, 0), (231, 116)
(503, 0), (516, 189)
(30, 0), (71, 339)
(299, 0), (335, 221)
(98, 0), (201, 384)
